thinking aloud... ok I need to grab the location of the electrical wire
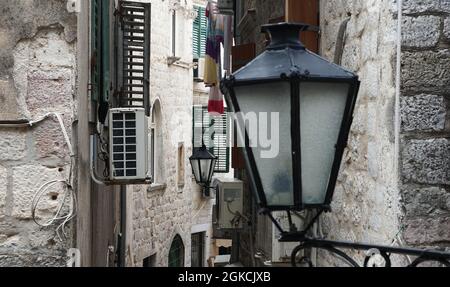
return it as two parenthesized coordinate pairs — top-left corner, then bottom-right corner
(0, 113), (76, 241)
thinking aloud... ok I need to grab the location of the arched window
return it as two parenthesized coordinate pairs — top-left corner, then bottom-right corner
(151, 99), (164, 184)
(168, 235), (185, 267)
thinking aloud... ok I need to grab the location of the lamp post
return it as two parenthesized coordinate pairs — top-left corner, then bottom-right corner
(190, 144), (217, 197)
(221, 22), (450, 267)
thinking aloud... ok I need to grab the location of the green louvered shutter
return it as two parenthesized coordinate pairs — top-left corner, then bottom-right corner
(91, 0), (111, 107)
(101, 0), (111, 103)
(91, 0), (100, 102)
(193, 6), (207, 59)
(193, 106), (230, 173)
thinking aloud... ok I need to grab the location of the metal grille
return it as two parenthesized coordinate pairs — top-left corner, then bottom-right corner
(111, 112), (138, 177)
(120, 1), (150, 114)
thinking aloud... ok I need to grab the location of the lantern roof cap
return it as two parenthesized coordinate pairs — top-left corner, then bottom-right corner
(190, 145), (217, 160)
(229, 23), (358, 85)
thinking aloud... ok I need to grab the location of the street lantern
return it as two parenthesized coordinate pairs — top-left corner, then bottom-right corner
(221, 23), (360, 212)
(190, 145), (217, 196)
(220, 22), (450, 268)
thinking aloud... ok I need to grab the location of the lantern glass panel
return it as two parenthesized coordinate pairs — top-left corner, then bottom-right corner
(190, 158), (201, 182)
(200, 158), (215, 182)
(300, 82), (349, 204)
(234, 82), (294, 206)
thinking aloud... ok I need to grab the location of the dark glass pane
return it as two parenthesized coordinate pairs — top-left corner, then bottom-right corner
(113, 137), (124, 145)
(125, 113), (136, 120)
(126, 121), (136, 128)
(114, 162), (124, 169)
(126, 153), (137, 160)
(126, 129), (136, 136)
(113, 129), (124, 137)
(126, 145), (137, 152)
(126, 137), (137, 144)
(114, 154), (124, 161)
(113, 146), (124, 153)
(113, 114), (123, 121)
(113, 121), (123, 128)
(115, 170), (124, 177)
(126, 169), (137, 177)
(126, 161), (137, 168)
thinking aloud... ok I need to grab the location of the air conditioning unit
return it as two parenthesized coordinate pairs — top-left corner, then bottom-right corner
(217, 0), (234, 15)
(214, 178), (244, 230)
(109, 108), (150, 182)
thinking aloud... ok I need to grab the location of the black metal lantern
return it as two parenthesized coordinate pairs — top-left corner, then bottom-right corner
(190, 145), (217, 196)
(221, 23), (360, 212)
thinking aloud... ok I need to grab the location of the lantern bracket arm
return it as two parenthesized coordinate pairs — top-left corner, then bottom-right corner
(283, 235), (450, 267)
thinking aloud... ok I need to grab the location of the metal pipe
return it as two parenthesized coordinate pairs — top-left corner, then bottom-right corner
(90, 135), (107, 186)
(119, 185), (127, 267)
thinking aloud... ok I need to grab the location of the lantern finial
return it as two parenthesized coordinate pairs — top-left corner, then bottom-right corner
(261, 22), (309, 50)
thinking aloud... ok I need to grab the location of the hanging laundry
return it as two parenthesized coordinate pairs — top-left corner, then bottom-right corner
(208, 86), (224, 115)
(204, 1), (222, 87)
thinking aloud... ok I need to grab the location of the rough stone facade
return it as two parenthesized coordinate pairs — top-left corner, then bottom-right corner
(399, 0), (450, 249)
(318, 0), (403, 266)
(233, 0), (450, 267)
(0, 0), (77, 266)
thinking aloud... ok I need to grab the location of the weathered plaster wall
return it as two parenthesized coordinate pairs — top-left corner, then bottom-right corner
(0, 0), (77, 266)
(319, 0), (404, 266)
(399, 0), (450, 249)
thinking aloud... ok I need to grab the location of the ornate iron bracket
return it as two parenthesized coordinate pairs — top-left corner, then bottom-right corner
(266, 210), (450, 267)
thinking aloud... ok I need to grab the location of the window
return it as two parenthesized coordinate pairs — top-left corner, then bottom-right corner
(168, 235), (185, 267)
(193, 106), (230, 173)
(178, 143), (185, 187)
(191, 232), (205, 267)
(151, 100), (164, 184)
(193, 5), (207, 59)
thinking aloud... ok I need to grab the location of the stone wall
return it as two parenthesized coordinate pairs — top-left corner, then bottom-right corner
(319, 0), (404, 266)
(0, 0), (77, 266)
(399, 0), (450, 249)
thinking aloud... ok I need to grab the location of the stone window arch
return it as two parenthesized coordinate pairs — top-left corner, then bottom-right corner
(151, 99), (164, 185)
(168, 234), (185, 267)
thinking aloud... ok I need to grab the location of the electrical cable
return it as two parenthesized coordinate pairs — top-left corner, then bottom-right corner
(0, 113), (76, 241)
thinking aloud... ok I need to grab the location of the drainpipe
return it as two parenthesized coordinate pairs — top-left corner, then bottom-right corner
(119, 185), (127, 267)
(394, 0), (402, 191)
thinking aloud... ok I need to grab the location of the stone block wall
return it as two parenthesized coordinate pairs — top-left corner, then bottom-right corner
(319, 0), (403, 266)
(0, 0), (77, 266)
(400, 0), (450, 248)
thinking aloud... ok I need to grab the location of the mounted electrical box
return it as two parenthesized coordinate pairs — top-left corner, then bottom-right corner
(109, 108), (151, 182)
(214, 178), (244, 230)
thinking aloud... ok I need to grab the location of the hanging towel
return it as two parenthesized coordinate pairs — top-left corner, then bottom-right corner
(204, 1), (226, 114)
(204, 1), (221, 86)
(208, 86), (224, 115)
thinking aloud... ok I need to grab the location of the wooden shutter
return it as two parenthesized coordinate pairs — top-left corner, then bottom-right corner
(285, 0), (320, 53)
(193, 106), (230, 173)
(193, 5), (207, 59)
(231, 43), (256, 169)
(119, 1), (151, 115)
